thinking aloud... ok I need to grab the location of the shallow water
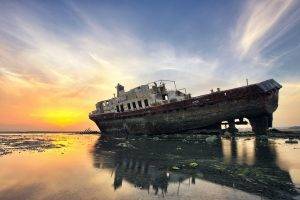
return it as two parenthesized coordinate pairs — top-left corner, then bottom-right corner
(0, 134), (300, 200)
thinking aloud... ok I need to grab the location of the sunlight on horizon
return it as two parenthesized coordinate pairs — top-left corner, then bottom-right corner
(30, 108), (87, 127)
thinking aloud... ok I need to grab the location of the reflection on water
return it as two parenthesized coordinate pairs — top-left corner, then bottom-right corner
(93, 136), (300, 199)
(0, 134), (299, 200)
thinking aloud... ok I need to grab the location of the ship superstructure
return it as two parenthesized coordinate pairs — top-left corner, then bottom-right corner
(91, 80), (190, 115)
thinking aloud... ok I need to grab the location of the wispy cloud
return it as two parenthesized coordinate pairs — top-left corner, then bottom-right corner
(0, 1), (218, 130)
(234, 0), (296, 58)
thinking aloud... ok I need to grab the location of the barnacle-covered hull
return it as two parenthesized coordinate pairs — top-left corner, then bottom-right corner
(89, 79), (281, 136)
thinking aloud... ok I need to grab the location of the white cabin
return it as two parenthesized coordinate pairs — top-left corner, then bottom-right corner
(91, 80), (191, 114)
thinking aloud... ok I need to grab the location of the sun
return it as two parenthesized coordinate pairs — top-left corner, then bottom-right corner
(31, 107), (86, 127)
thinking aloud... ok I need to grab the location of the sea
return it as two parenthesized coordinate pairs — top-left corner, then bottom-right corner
(0, 133), (300, 200)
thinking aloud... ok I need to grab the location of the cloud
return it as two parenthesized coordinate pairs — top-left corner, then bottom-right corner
(133, 43), (219, 94)
(234, 0), (296, 58)
(0, 0), (299, 130)
(219, 0), (300, 87)
(0, 1), (219, 130)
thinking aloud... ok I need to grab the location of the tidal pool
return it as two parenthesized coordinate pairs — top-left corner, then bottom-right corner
(0, 133), (300, 200)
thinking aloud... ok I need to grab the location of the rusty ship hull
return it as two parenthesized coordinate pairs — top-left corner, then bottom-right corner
(89, 79), (282, 136)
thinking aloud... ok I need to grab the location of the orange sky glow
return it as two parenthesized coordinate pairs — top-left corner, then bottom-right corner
(0, 0), (299, 131)
(0, 72), (299, 131)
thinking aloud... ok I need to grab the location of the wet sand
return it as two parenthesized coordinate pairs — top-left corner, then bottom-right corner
(0, 133), (300, 200)
(0, 134), (66, 156)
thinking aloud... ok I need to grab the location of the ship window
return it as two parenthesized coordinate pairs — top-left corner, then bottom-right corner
(132, 102), (137, 109)
(116, 105), (120, 112)
(144, 99), (149, 107)
(138, 100), (143, 108)
(162, 94), (168, 100)
(127, 103), (131, 110)
(120, 104), (124, 112)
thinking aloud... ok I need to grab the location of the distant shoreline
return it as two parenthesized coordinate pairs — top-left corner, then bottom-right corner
(0, 131), (100, 134)
(1, 126), (300, 138)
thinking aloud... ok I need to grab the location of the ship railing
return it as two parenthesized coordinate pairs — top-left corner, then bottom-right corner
(146, 80), (177, 91)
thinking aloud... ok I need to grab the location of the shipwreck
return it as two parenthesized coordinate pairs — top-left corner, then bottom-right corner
(89, 79), (282, 136)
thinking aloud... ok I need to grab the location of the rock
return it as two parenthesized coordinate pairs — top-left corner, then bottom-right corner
(171, 166), (180, 170)
(257, 135), (268, 143)
(116, 142), (136, 149)
(189, 162), (199, 168)
(205, 135), (218, 143)
(152, 137), (160, 141)
(285, 139), (298, 144)
(269, 128), (283, 133)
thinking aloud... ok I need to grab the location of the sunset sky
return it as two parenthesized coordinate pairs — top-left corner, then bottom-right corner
(0, 0), (300, 131)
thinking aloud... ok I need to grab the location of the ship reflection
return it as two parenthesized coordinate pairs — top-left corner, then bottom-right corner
(92, 136), (298, 199)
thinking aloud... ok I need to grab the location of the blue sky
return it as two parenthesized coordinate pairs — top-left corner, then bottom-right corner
(0, 0), (300, 130)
